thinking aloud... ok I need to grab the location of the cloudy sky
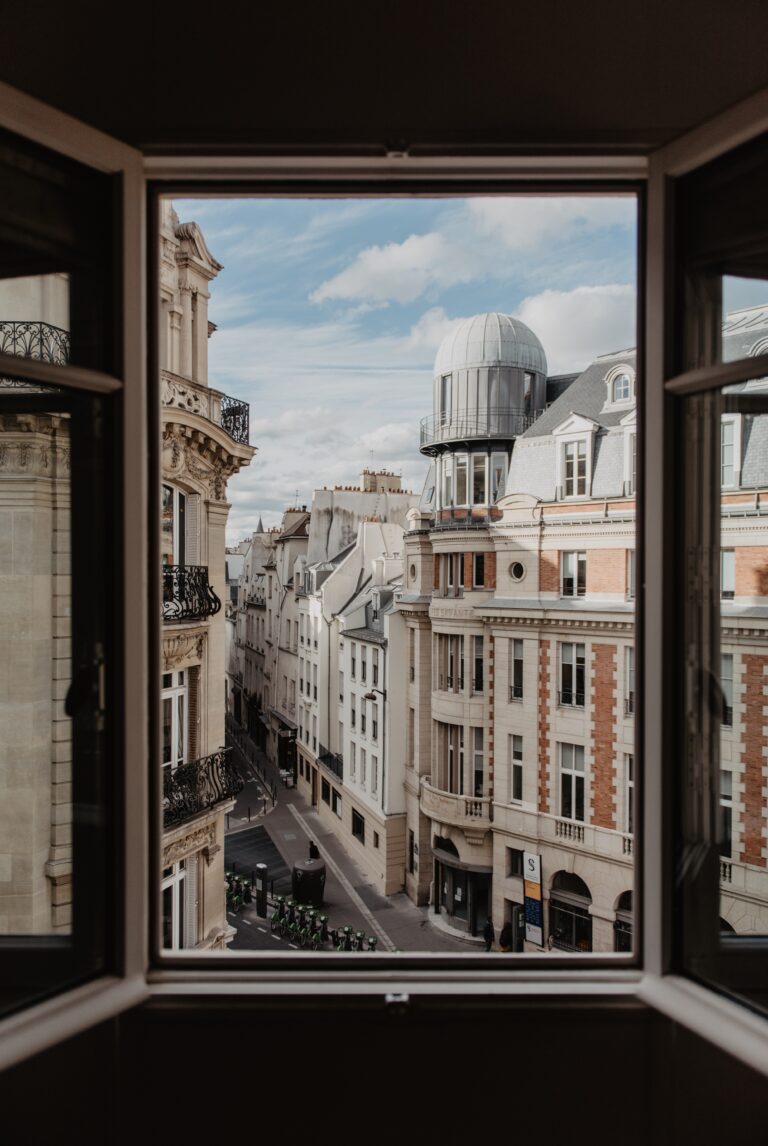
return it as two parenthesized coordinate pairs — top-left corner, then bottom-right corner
(173, 194), (639, 545)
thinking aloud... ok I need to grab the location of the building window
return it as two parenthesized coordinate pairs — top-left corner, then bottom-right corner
(507, 847), (524, 877)
(373, 831), (380, 848)
(352, 809), (365, 844)
(321, 778), (330, 804)
(625, 754), (635, 834)
(559, 643), (585, 707)
(472, 635), (484, 693)
(549, 871), (593, 952)
(332, 788), (342, 818)
(473, 552), (485, 587)
(721, 653), (733, 727)
(510, 735), (523, 802)
(561, 551), (586, 597)
(473, 727), (484, 797)
(560, 743), (585, 822)
(440, 372), (451, 422)
(372, 649), (379, 686)
(721, 549), (735, 599)
(409, 628), (415, 681)
(372, 755), (378, 795)
(162, 670), (187, 779)
(626, 550), (636, 600)
(161, 484), (186, 566)
(351, 642), (357, 678)
(626, 431), (637, 495)
(361, 647), (367, 683)
(350, 741), (356, 779)
(361, 748), (366, 785)
(614, 891), (633, 953)
(372, 707), (378, 741)
(361, 699), (366, 735)
(563, 440), (587, 497)
(162, 861), (187, 952)
(720, 770), (733, 859)
(339, 670), (344, 702)
(455, 455), (468, 505)
(613, 372), (632, 402)
(721, 418), (735, 486)
(625, 646), (635, 716)
(472, 454), (487, 504)
(350, 695), (356, 728)
(491, 452), (507, 502)
(510, 638), (523, 700)
(312, 664), (317, 700)
(446, 724), (464, 794)
(408, 830), (415, 874)
(443, 455), (453, 506)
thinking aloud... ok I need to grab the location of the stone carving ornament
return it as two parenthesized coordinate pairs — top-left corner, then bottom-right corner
(162, 822), (216, 865)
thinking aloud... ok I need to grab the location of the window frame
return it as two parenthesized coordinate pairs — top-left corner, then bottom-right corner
(6, 74), (768, 1088)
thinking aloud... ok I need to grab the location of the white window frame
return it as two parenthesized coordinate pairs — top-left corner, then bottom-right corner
(510, 734), (523, 804)
(5, 75), (768, 1089)
(720, 414), (741, 489)
(552, 414), (597, 500)
(604, 363), (636, 409)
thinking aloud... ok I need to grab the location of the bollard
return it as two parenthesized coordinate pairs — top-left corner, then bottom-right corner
(255, 863), (268, 918)
(248, 806), (251, 822)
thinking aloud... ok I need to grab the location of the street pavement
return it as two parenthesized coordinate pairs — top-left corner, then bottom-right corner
(224, 726), (475, 954)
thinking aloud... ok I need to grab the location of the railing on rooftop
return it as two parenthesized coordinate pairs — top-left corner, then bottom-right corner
(163, 748), (243, 827)
(163, 564), (222, 623)
(318, 745), (344, 782)
(420, 406), (538, 450)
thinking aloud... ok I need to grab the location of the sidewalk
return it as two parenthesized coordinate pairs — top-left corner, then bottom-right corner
(225, 723), (476, 953)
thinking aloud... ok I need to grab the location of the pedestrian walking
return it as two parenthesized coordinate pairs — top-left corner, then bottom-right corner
(483, 917), (494, 952)
(499, 921), (513, 952)
(308, 840), (320, 861)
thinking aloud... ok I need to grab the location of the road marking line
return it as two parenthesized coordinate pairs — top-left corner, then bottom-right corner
(257, 926), (267, 933)
(241, 919), (252, 925)
(271, 933), (281, 941)
(289, 944), (298, 949)
(286, 803), (396, 952)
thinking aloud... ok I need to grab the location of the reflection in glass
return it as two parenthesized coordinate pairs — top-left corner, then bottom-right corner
(0, 385), (71, 936)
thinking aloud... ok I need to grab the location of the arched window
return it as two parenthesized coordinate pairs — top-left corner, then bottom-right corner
(549, 871), (593, 951)
(614, 890), (633, 952)
(612, 372), (632, 402)
(162, 483), (186, 566)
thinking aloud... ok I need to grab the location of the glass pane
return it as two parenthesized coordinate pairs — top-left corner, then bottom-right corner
(0, 387), (71, 939)
(162, 192), (637, 958)
(0, 128), (119, 373)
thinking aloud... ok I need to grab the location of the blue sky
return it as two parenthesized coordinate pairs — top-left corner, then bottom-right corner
(174, 195), (638, 544)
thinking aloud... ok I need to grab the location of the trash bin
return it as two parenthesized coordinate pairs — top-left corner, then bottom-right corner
(292, 859), (326, 907)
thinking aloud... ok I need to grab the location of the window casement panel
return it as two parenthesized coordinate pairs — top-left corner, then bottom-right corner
(662, 120), (768, 1013)
(0, 96), (144, 1021)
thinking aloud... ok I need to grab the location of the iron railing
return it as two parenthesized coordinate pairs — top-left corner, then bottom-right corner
(163, 564), (222, 622)
(0, 320), (71, 365)
(318, 745), (344, 782)
(163, 748), (243, 827)
(220, 394), (250, 444)
(420, 406), (537, 449)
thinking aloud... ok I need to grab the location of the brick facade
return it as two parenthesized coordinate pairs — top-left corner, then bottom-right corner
(736, 547), (768, 597)
(740, 654), (768, 867)
(586, 549), (626, 595)
(540, 551), (559, 593)
(590, 643), (617, 829)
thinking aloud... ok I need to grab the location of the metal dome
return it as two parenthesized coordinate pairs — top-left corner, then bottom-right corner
(434, 312), (547, 377)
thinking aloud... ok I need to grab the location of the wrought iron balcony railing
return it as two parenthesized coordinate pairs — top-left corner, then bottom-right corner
(420, 406), (538, 450)
(163, 564), (222, 622)
(0, 320), (71, 365)
(161, 371), (250, 446)
(220, 394), (250, 445)
(318, 745), (344, 782)
(163, 748), (243, 827)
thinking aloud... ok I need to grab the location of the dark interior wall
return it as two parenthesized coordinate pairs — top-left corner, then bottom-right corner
(1, 999), (767, 1145)
(2, 1), (768, 151)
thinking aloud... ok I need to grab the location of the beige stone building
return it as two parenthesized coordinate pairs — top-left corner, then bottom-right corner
(159, 204), (254, 950)
(400, 310), (768, 950)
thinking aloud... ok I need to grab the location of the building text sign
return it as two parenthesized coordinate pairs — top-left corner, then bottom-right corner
(523, 851), (543, 946)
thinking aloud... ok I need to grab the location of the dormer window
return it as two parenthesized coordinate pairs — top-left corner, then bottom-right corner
(553, 414), (597, 501)
(563, 440), (587, 497)
(613, 372), (632, 402)
(605, 364), (636, 409)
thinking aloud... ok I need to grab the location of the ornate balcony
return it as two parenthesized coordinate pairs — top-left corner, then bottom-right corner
(163, 565), (222, 623)
(161, 371), (250, 445)
(318, 745), (344, 782)
(163, 748), (243, 828)
(420, 778), (492, 834)
(0, 320), (70, 365)
(419, 406), (537, 454)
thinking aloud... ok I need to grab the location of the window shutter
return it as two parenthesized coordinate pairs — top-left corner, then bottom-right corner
(184, 855), (198, 947)
(185, 493), (201, 565)
(188, 664), (201, 760)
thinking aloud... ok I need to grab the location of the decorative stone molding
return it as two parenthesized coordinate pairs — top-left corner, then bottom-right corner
(162, 630), (205, 668)
(162, 375), (211, 420)
(162, 821), (216, 866)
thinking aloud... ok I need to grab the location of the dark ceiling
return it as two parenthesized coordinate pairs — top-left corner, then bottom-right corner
(2, 1), (768, 153)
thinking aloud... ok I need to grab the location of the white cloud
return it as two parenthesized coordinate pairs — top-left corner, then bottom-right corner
(310, 232), (480, 305)
(467, 196), (636, 252)
(515, 283), (636, 374)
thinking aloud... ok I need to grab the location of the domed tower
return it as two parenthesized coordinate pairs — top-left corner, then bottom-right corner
(420, 312), (547, 521)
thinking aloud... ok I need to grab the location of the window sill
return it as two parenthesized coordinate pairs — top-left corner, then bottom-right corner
(0, 974), (150, 1073)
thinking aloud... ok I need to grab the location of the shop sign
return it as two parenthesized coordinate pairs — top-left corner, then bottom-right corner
(523, 851), (543, 946)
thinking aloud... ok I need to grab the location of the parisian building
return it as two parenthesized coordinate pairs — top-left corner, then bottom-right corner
(398, 309), (768, 949)
(159, 203), (255, 950)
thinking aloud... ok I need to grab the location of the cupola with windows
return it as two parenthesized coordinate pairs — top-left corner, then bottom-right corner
(421, 312), (548, 520)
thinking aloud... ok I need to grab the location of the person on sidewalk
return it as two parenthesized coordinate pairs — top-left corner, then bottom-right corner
(483, 917), (494, 952)
(308, 840), (320, 861)
(499, 921), (513, 952)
